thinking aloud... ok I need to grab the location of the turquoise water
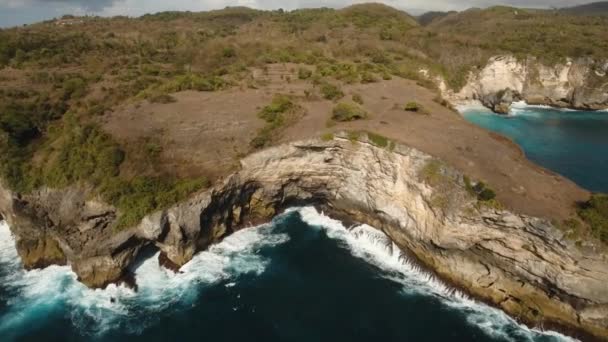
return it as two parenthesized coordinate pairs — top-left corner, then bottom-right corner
(462, 104), (608, 193)
(0, 208), (573, 342)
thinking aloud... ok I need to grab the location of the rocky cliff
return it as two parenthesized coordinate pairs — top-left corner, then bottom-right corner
(1, 134), (607, 340)
(442, 55), (608, 113)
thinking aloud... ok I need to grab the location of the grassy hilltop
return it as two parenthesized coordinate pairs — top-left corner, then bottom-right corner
(0, 3), (607, 238)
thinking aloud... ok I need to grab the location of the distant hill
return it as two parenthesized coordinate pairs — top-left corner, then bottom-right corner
(416, 11), (456, 26)
(1, 2), (608, 231)
(560, 1), (608, 16)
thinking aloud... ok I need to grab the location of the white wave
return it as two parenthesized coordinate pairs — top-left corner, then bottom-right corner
(509, 101), (585, 114)
(0, 211), (579, 341)
(455, 100), (493, 114)
(296, 207), (578, 342)
(0, 220), (289, 338)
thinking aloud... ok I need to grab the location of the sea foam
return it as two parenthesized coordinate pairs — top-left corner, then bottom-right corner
(297, 207), (577, 342)
(0, 212), (577, 341)
(0, 220), (288, 338)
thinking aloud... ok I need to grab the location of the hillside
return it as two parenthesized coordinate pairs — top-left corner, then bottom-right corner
(560, 1), (608, 16)
(416, 11), (455, 25)
(425, 6), (608, 88)
(0, 3), (606, 238)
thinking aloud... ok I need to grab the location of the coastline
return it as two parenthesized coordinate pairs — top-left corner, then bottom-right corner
(0, 209), (589, 341)
(456, 99), (608, 194)
(454, 99), (608, 116)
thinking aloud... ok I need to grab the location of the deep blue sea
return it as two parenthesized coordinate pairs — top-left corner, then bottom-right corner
(0, 208), (573, 342)
(461, 102), (608, 193)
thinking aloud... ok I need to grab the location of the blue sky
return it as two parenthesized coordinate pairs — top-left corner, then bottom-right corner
(0, 0), (597, 28)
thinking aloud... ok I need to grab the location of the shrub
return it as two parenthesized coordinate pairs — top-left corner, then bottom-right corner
(404, 101), (420, 112)
(101, 176), (208, 229)
(43, 123), (125, 188)
(419, 159), (444, 187)
(298, 67), (313, 79)
(578, 194), (608, 243)
(258, 95), (293, 123)
(352, 94), (364, 105)
(321, 132), (334, 141)
(251, 95), (297, 148)
(222, 47), (236, 58)
(191, 76), (227, 91)
(0, 108), (39, 145)
(331, 102), (367, 122)
(347, 130), (362, 142)
(62, 77), (87, 100)
(320, 82), (344, 100)
(470, 181), (497, 202)
(478, 188), (497, 201)
(159, 74), (227, 93)
(149, 94), (177, 104)
(360, 72), (378, 84)
(367, 132), (389, 148)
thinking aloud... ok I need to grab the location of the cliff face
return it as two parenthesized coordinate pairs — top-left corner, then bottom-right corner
(443, 55), (608, 113)
(1, 135), (607, 339)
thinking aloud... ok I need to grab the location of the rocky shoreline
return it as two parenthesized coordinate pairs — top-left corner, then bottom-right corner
(1, 134), (607, 340)
(442, 55), (608, 114)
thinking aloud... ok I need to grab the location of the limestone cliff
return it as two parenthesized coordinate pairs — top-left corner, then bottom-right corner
(0, 134), (607, 340)
(442, 55), (608, 113)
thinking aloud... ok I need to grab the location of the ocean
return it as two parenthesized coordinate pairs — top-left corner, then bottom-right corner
(0, 208), (574, 342)
(461, 102), (608, 193)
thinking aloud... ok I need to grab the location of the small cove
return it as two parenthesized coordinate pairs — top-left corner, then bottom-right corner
(461, 102), (608, 193)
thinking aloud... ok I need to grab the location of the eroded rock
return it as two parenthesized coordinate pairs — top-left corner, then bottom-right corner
(445, 55), (608, 113)
(1, 136), (607, 339)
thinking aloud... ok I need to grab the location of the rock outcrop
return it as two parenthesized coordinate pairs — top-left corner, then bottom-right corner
(480, 88), (522, 114)
(443, 55), (608, 113)
(1, 134), (607, 339)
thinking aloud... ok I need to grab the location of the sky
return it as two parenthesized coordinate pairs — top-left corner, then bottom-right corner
(0, 0), (599, 28)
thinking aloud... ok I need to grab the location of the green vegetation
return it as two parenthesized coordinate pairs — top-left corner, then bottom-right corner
(367, 132), (389, 148)
(43, 122), (124, 188)
(0, 111), (207, 230)
(360, 72), (378, 84)
(464, 177), (497, 202)
(321, 132), (334, 141)
(298, 67), (313, 79)
(419, 160), (445, 187)
(418, 159), (461, 214)
(424, 6), (608, 88)
(464, 176), (502, 209)
(577, 194), (608, 243)
(251, 95), (299, 148)
(156, 74), (228, 93)
(331, 103), (367, 122)
(101, 176), (208, 229)
(149, 94), (177, 104)
(320, 82), (344, 101)
(347, 130), (362, 142)
(1, 4), (608, 234)
(405, 101), (421, 112)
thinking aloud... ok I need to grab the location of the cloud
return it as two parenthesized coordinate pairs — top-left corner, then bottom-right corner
(3, 0), (117, 11)
(0, 0), (598, 28)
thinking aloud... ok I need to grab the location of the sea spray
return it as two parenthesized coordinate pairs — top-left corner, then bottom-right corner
(0, 212), (577, 341)
(0, 220), (289, 338)
(296, 207), (577, 342)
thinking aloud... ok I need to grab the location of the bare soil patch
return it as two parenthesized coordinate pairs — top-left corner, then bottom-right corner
(101, 72), (587, 220)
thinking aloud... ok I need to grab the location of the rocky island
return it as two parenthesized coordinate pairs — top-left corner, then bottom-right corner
(1, 2), (608, 341)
